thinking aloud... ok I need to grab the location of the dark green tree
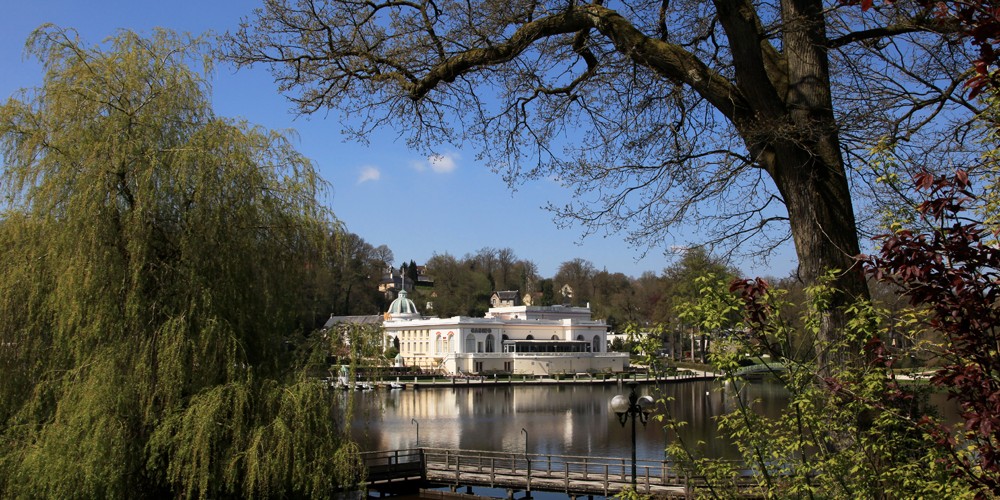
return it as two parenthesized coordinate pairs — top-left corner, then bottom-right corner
(407, 259), (419, 285)
(554, 258), (596, 306)
(0, 26), (360, 498)
(326, 232), (386, 316)
(590, 270), (638, 330)
(538, 278), (556, 306)
(422, 252), (492, 316)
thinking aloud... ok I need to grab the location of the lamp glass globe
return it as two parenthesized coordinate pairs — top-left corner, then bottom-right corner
(610, 394), (630, 414)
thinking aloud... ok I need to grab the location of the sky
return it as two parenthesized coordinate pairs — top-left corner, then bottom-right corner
(0, 0), (798, 280)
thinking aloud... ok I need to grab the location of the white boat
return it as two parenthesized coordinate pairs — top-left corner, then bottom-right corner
(389, 377), (404, 390)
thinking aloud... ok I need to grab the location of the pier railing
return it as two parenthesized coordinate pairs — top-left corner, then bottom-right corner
(360, 447), (744, 497)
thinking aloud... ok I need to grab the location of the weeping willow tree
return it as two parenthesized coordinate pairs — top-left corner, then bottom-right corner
(0, 25), (362, 498)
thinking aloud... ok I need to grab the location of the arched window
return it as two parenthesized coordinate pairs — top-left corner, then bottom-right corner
(465, 334), (476, 353)
(551, 334), (560, 340)
(526, 335), (534, 340)
(576, 335), (584, 341)
(485, 334), (495, 352)
(592, 335), (601, 353)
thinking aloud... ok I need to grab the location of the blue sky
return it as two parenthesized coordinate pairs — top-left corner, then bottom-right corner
(1, 0), (797, 279)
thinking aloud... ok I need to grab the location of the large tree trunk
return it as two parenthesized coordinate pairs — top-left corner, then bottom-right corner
(743, 0), (871, 372)
(774, 146), (869, 371)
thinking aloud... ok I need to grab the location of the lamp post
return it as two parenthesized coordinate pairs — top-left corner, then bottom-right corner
(610, 382), (655, 489)
(521, 427), (528, 457)
(521, 427), (531, 495)
(411, 418), (419, 448)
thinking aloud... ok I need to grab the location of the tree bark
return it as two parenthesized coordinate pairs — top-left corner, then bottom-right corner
(783, 1), (867, 372)
(734, 0), (871, 370)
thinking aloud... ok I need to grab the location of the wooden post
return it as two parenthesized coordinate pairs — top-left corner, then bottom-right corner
(525, 456), (531, 496)
(603, 464), (609, 497)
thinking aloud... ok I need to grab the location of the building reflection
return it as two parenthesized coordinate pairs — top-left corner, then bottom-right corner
(350, 379), (957, 462)
(348, 381), (765, 460)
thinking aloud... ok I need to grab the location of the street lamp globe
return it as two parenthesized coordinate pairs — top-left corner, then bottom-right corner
(637, 395), (655, 415)
(610, 394), (630, 415)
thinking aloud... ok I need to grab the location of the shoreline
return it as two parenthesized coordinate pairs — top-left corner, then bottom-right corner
(343, 370), (719, 391)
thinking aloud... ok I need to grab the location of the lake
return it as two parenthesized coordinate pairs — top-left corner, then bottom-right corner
(346, 380), (795, 460)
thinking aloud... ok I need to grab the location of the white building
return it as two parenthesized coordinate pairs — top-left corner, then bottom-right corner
(383, 290), (629, 376)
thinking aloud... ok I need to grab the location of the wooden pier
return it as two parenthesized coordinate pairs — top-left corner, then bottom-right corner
(360, 448), (740, 498)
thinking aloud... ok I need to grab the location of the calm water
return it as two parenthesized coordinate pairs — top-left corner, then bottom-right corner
(346, 380), (793, 460)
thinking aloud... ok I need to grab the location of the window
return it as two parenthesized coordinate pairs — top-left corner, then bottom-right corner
(592, 335), (601, 353)
(485, 334), (495, 353)
(465, 334), (476, 353)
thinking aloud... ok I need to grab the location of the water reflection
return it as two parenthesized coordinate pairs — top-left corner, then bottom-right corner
(347, 379), (961, 464)
(348, 381), (793, 460)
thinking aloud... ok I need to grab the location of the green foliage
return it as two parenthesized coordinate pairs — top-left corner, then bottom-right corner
(384, 346), (400, 360)
(666, 275), (973, 498)
(419, 252), (493, 316)
(0, 26), (357, 497)
(975, 91), (1000, 229)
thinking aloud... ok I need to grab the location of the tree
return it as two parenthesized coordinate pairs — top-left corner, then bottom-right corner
(0, 26), (359, 497)
(851, 0), (1000, 95)
(406, 258), (419, 285)
(468, 247), (498, 290)
(538, 278), (556, 306)
(327, 232), (386, 315)
(511, 258), (540, 296)
(422, 252), (492, 316)
(373, 244), (394, 269)
(674, 275), (973, 498)
(226, 0), (982, 367)
(554, 258), (597, 306)
(866, 170), (1000, 496)
(665, 248), (740, 361)
(590, 269), (638, 329)
(494, 247), (518, 290)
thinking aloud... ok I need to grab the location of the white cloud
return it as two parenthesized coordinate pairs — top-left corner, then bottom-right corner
(412, 152), (460, 174)
(428, 152), (458, 173)
(357, 165), (381, 184)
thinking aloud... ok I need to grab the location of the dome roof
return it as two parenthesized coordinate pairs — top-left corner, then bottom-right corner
(387, 290), (420, 319)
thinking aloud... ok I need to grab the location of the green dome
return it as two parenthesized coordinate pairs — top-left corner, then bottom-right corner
(388, 290), (420, 318)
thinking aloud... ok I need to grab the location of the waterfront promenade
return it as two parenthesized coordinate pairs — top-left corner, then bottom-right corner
(366, 370), (717, 390)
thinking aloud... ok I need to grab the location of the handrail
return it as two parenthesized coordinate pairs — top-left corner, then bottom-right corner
(361, 447), (751, 497)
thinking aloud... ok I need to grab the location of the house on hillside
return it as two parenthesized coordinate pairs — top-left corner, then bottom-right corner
(489, 290), (521, 308)
(378, 264), (434, 296)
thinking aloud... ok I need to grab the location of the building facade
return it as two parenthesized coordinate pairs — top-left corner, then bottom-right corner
(383, 291), (628, 376)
